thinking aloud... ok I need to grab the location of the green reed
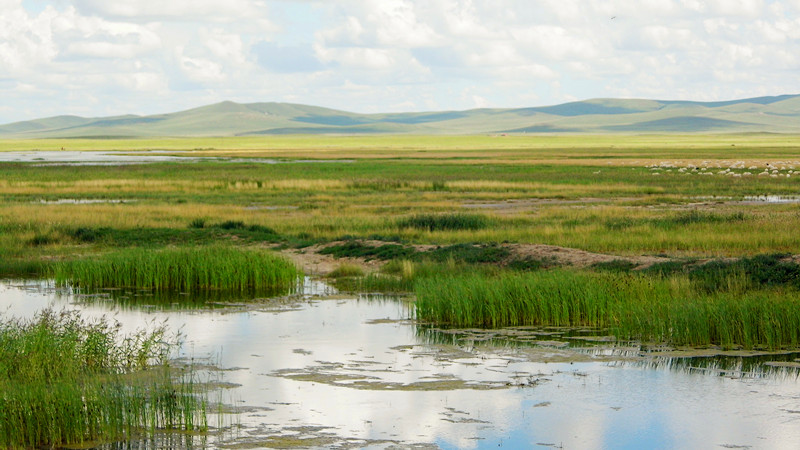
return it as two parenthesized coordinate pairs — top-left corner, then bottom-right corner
(415, 270), (800, 349)
(54, 246), (299, 293)
(397, 213), (491, 232)
(0, 309), (207, 449)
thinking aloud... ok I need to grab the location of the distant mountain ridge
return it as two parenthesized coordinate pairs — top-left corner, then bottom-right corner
(2, 94), (799, 138)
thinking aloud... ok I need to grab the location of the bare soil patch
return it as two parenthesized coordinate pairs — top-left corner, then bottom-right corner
(279, 240), (672, 275)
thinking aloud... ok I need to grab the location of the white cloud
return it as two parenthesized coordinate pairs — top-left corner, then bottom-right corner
(639, 26), (697, 50)
(71, 0), (273, 24)
(1, 0), (800, 123)
(119, 72), (167, 92)
(512, 26), (599, 60)
(706, 0), (764, 16)
(315, 45), (396, 70)
(204, 30), (247, 66)
(316, 16), (366, 46)
(179, 56), (226, 83)
(0, 3), (57, 73)
(368, 0), (442, 47)
(437, 0), (507, 39)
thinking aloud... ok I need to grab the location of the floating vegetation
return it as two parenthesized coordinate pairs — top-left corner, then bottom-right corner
(0, 309), (206, 449)
(415, 270), (800, 350)
(54, 247), (299, 294)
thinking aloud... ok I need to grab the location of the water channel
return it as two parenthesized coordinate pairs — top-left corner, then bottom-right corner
(1, 279), (799, 449)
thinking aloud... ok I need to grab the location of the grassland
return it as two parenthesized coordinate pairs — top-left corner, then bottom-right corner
(3, 134), (800, 162)
(1, 134), (800, 349)
(2, 136), (800, 261)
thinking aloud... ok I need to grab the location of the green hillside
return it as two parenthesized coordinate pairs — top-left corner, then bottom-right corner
(1, 95), (798, 138)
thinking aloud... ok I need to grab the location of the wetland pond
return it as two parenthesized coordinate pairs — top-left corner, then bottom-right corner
(0, 151), (354, 165)
(2, 279), (799, 449)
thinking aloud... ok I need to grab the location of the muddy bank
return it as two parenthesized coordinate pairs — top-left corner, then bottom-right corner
(279, 240), (673, 276)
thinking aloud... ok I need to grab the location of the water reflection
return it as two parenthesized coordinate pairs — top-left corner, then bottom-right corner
(421, 324), (800, 379)
(624, 353), (800, 380)
(1, 279), (799, 449)
(93, 433), (207, 450)
(54, 276), (333, 311)
(0, 150), (356, 166)
(742, 195), (800, 204)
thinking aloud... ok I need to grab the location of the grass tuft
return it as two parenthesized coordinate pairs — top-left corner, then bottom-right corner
(27, 233), (57, 247)
(397, 213), (490, 232)
(188, 218), (206, 229)
(591, 259), (638, 273)
(217, 220), (246, 230)
(327, 264), (365, 278)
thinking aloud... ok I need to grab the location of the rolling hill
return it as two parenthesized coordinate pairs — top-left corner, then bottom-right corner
(1, 95), (799, 138)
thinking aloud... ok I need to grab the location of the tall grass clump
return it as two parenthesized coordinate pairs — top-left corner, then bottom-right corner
(415, 270), (800, 349)
(0, 309), (206, 449)
(397, 213), (491, 232)
(54, 247), (299, 293)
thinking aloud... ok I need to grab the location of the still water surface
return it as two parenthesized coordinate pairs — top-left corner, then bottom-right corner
(1, 279), (799, 449)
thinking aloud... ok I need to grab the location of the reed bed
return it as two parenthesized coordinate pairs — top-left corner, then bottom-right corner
(414, 270), (800, 349)
(54, 247), (299, 293)
(0, 309), (206, 449)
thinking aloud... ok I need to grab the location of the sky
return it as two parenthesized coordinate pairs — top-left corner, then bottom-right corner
(1, 0), (799, 123)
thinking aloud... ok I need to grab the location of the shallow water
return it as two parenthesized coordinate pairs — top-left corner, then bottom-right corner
(0, 150), (354, 165)
(741, 195), (800, 204)
(1, 280), (799, 449)
(0, 151), (191, 164)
